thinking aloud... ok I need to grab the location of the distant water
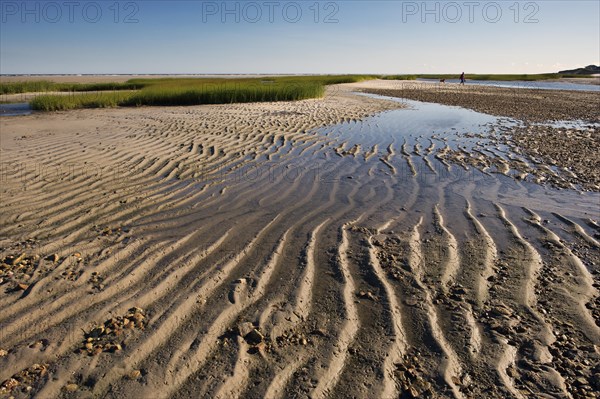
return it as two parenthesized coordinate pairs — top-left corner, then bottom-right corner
(0, 103), (32, 116)
(417, 79), (600, 92)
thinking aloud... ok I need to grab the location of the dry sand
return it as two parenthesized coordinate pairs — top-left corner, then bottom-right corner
(0, 82), (599, 399)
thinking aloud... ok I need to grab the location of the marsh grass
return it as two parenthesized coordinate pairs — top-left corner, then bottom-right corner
(30, 92), (134, 111)
(124, 82), (324, 106)
(381, 75), (417, 80)
(0, 80), (142, 95)
(28, 75), (375, 111)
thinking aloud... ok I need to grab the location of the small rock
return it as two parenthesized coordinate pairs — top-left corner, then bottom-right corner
(89, 326), (105, 338)
(63, 383), (78, 392)
(127, 370), (142, 380)
(404, 297), (419, 306)
(507, 367), (519, 378)
(108, 343), (122, 352)
(46, 254), (59, 263)
(245, 328), (264, 345)
(575, 377), (588, 386)
(6, 253), (25, 265)
(3, 378), (19, 391)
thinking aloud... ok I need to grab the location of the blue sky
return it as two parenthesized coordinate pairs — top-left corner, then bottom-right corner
(1, 0), (599, 74)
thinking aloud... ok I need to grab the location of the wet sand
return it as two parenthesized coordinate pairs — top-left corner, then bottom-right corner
(355, 80), (600, 192)
(355, 79), (600, 123)
(0, 82), (599, 399)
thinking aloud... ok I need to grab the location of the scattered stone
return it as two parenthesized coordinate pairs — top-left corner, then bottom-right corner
(393, 352), (433, 398)
(1, 378), (20, 393)
(0, 364), (48, 395)
(404, 297), (419, 307)
(17, 283), (29, 291)
(78, 307), (147, 356)
(63, 383), (78, 392)
(45, 254), (59, 263)
(127, 370), (142, 380)
(1, 252), (42, 291)
(244, 328), (264, 345)
(357, 290), (377, 301)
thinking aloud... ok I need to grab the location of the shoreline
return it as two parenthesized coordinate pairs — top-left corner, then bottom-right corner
(353, 79), (600, 123)
(350, 80), (600, 191)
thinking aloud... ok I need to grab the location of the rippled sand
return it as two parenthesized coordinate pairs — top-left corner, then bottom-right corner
(0, 82), (598, 399)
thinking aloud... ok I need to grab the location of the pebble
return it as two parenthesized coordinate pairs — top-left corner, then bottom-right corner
(79, 307), (146, 356)
(63, 383), (78, 392)
(127, 370), (142, 380)
(404, 297), (419, 306)
(46, 254), (59, 263)
(245, 328), (264, 345)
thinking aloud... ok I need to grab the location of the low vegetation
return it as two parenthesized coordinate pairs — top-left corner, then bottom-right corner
(381, 75), (417, 80)
(0, 80), (143, 95)
(27, 75), (376, 111)
(8, 73), (593, 111)
(30, 92), (134, 111)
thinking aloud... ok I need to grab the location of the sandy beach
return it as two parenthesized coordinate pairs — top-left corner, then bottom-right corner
(1, 81), (599, 399)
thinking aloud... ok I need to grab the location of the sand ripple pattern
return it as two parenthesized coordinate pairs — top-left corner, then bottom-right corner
(0, 87), (598, 399)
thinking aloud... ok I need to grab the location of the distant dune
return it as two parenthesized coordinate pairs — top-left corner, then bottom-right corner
(558, 64), (600, 75)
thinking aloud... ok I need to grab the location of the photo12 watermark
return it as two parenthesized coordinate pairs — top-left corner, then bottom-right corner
(1, 1), (140, 23)
(401, 1), (540, 23)
(201, 1), (340, 23)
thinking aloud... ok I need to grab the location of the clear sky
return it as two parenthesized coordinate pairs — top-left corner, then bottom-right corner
(1, 0), (599, 74)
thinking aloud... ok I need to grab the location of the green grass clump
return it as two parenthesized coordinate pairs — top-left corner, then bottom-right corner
(124, 82), (324, 106)
(1, 80), (56, 94)
(0, 80), (143, 94)
(27, 75), (376, 111)
(30, 92), (134, 111)
(381, 75), (417, 80)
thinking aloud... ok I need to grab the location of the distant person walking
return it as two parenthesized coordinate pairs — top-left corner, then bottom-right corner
(460, 72), (466, 85)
